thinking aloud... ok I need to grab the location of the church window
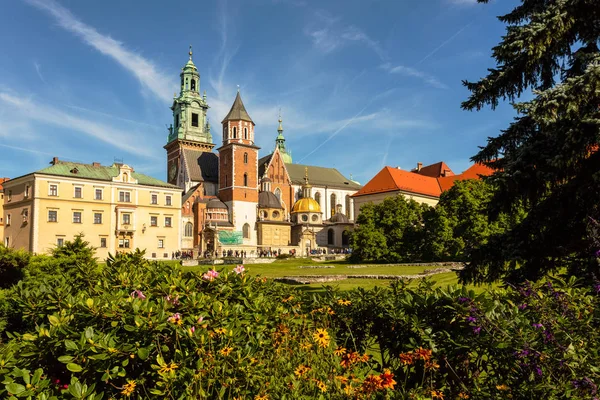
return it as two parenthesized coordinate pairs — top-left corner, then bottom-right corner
(185, 78), (189, 90)
(192, 113), (199, 127)
(327, 229), (335, 246)
(272, 211), (280, 219)
(330, 193), (337, 217)
(175, 114), (180, 128)
(191, 79), (196, 91)
(314, 192), (321, 207)
(243, 152), (248, 164)
(243, 173), (248, 187)
(243, 223), (250, 239)
(301, 214), (308, 222)
(345, 195), (351, 218)
(274, 188), (281, 201)
(185, 222), (193, 237)
(312, 214), (318, 222)
(233, 127), (237, 139)
(342, 230), (350, 246)
(244, 127), (248, 139)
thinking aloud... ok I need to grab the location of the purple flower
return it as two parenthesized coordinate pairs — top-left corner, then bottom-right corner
(130, 290), (146, 300)
(594, 283), (600, 294)
(532, 323), (543, 329)
(535, 366), (543, 376)
(458, 296), (470, 303)
(467, 316), (477, 323)
(518, 303), (527, 310)
(472, 326), (481, 334)
(595, 249), (600, 257)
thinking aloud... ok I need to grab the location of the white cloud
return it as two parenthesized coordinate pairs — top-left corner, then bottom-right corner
(33, 61), (46, 83)
(25, 0), (176, 103)
(305, 12), (387, 60)
(0, 92), (157, 157)
(381, 64), (448, 89)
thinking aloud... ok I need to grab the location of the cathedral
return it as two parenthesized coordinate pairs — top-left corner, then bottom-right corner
(165, 48), (361, 256)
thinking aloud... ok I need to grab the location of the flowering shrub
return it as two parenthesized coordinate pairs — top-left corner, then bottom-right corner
(0, 251), (390, 399)
(326, 278), (600, 399)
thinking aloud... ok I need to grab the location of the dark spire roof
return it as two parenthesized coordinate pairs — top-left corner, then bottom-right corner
(221, 91), (253, 124)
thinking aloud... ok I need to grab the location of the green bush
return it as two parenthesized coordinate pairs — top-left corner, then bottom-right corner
(0, 246), (30, 288)
(276, 253), (293, 260)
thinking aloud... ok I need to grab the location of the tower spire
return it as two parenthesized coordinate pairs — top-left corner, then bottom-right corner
(189, 45), (193, 60)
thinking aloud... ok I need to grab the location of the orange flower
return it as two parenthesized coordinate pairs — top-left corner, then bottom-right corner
(362, 375), (383, 393)
(315, 380), (327, 392)
(414, 347), (432, 361)
(335, 376), (349, 384)
(496, 384), (509, 391)
(425, 360), (440, 370)
(399, 352), (414, 365)
(254, 395), (268, 400)
(337, 299), (352, 306)
(431, 390), (444, 399)
(379, 369), (396, 389)
(340, 352), (360, 368)
(458, 393), (470, 399)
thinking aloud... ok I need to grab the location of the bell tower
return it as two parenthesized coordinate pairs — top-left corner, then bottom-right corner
(164, 46), (214, 188)
(218, 90), (259, 245)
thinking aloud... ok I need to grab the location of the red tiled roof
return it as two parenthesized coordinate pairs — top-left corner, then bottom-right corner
(352, 167), (441, 198)
(413, 162), (455, 178)
(0, 177), (10, 192)
(354, 163), (495, 199)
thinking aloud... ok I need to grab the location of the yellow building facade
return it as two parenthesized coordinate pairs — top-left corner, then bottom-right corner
(2, 159), (181, 260)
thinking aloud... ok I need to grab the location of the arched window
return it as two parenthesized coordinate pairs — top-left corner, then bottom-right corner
(185, 222), (193, 237)
(185, 78), (189, 90)
(244, 127), (248, 139)
(314, 192), (321, 207)
(330, 193), (337, 217)
(191, 79), (196, 91)
(345, 195), (351, 218)
(244, 152), (248, 164)
(243, 173), (248, 187)
(274, 188), (281, 201)
(123, 173), (128, 182)
(233, 127), (237, 138)
(327, 228), (335, 246)
(243, 223), (250, 239)
(342, 230), (350, 246)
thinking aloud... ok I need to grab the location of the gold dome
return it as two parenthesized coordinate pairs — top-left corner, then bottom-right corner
(292, 197), (321, 213)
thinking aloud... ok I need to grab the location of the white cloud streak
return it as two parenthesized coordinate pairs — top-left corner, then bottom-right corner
(381, 63), (448, 89)
(33, 61), (46, 83)
(0, 92), (157, 157)
(415, 21), (474, 66)
(25, 0), (176, 103)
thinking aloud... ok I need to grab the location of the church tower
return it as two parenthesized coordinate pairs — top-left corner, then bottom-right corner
(164, 46), (214, 189)
(218, 91), (259, 245)
(275, 114), (292, 164)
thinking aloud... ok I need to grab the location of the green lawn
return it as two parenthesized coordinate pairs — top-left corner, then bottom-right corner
(179, 258), (497, 294)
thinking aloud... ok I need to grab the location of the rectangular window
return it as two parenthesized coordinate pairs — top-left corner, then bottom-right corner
(57, 238), (64, 247)
(49, 184), (58, 196)
(6, 214), (11, 226)
(166, 195), (172, 206)
(191, 113), (199, 127)
(24, 185), (30, 198)
(122, 214), (131, 225)
(74, 187), (82, 198)
(118, 239), (130, 248)
(4, 237), (8, 247)
(175, 114), (179, 129)
(94, 213), (102, 224)
(73, 212), (82, 223)
(151, 194), (158, 204)
(158, 239), (164, 248)
(95, 189), (103, 200)
(7, 190), (11, 202)
(165, 217), (172, 227)
(22, 209), (28, 223)
(119, 191), (131, 202)
(100, 237), (107, 248)
(48, 210), (57, 222)
(150, 216), (157, 227)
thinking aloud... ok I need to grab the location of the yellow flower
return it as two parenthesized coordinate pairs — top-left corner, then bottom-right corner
(254, 394), (269, 400)
(219, 347), (233, 356)
(312, 328), (330, 348)
(337, 299), (352, 306)
(282, 295), (294, 303)
(121, 380), (136, 396)
(159, 362), (178, 374)
(294, 364), (311, 377)
(431, 390), (444, 399)
(496, 384), (509, 391)
(214, 327), (227, 335)
(334, 346), (347, 356)
(315, 380), (327, 392)
(458, 393), (470, 399)
(300, 342), (313, 350)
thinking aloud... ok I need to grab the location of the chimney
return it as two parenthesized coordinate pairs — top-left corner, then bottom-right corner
(51, 157), (59, 165)
(417, 162), (422, 172)
(92, 162), (101, 167)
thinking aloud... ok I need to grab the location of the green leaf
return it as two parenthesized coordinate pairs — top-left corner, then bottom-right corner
(22, 333), (37, 341)
(68, 380), (83, 398)
(48, 315), (60, 326)
(6, 383), (26, 395)
(85, 327), (94, 340)
(58, 355), (74, 363)
(65, 340), (78, 351)
(137, 347), (150, 360)
(66, 363), (83, 373)
(86, 298), (94, 308)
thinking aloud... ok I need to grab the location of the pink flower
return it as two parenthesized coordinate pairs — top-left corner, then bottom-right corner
(203, 269), (219, 281)
(165, 295), (180, 305)
(130, 290), (146, 299)
(197, 316), (204, 324)
(188, 326), (196, 335)
(234, 264), (245, 275)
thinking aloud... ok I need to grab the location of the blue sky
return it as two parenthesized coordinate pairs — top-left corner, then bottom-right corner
(0, 0), (520, 184)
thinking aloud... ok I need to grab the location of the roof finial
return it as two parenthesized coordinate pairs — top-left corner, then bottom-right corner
(304, 166), (309, 184)
(237, 85), (240, 93)
(189, 45), (193, 60)
(277, 108), (284, 133)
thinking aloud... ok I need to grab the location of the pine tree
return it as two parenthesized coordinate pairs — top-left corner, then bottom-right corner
(460, 0), (600, 283)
